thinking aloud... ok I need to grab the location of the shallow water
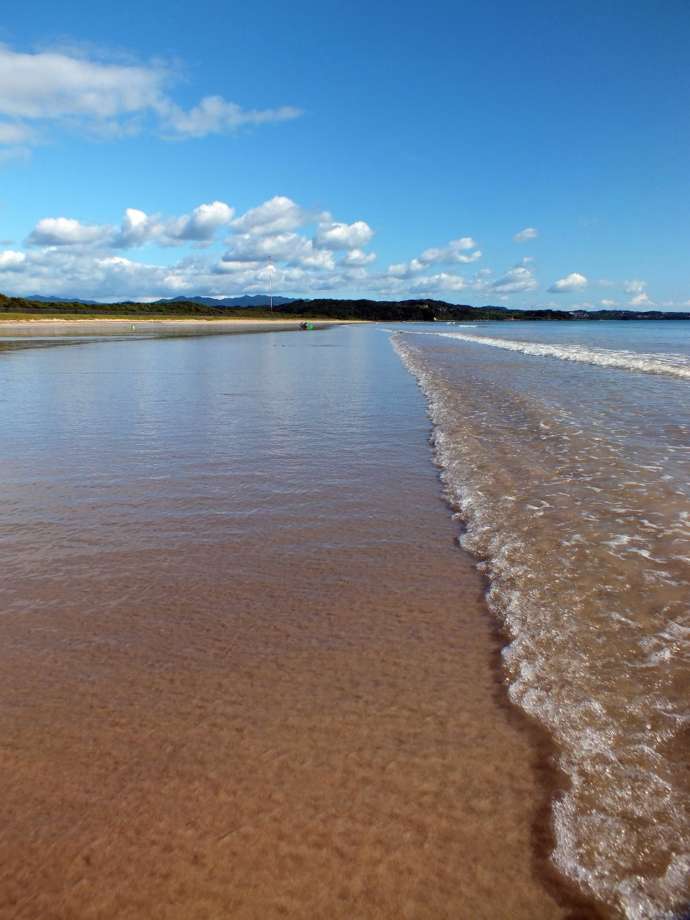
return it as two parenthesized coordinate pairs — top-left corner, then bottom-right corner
(393, 321), (690, 920)
(0, 327), (587, 919)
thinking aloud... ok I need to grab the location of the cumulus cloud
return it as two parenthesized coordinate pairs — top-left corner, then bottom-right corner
(222, 231), (335, 270)
(0, 46), (164, 120)
(27, 201), (235, 249)
(27, 217), (112, 246)
(342, 248), (376, 266)
(0, 249), (26, 270)
(629, 292), (655, 307)
(314, 219), (374, 250)
(513, 227), (539, 243)
(10, 195), (382, 299)
(159, 201), (234, 242)
(490, 265), (538, 293)
(0, 195), (555, 303)
(548, 272), (587, 293)
(621, 279), (655, 307)
(0, 44), (301, 155)
(410, 272), (467, 292)
(420, 236), (481, 264)
(116, 208), (154, 247)
(230, 196), (306, 236)
(386, 235), (481, 277)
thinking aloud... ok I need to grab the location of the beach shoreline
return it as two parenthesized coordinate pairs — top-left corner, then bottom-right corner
(394, 325), (690, 919)
(0, 317), (349, 336)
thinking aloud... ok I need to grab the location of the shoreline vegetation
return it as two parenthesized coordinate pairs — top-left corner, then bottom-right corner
(1, 292), (689, 323)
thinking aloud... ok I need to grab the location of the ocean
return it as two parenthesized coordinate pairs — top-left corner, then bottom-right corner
(393, 320), (690, 919)
(0, 320), (687, 919)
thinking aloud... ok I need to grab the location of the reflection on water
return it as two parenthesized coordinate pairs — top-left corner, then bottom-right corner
(0, 327), (583, 920)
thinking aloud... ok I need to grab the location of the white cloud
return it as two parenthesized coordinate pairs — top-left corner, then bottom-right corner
(513, 227), (539, 243)
(0, 44), (301, 154)
(629, 292), (655, 307)
(161, 200), (234, 242)
(599, 299), (619, 307)
(10, 196), (383, 299)
(213, 258), (262, 273)
(224, 231), (305, 263)
(0, 249), (26, 270)
(0, 240), (369, 301)
(410, 272), (467, 292)
(0, 45), (164, 120)
(387, 261), (414, 277)
(27, 217), (112, 246)
(0, 196), (608, 305)
(342, 248), (376, 266)
(621, 279), (655, 308)
(314, 220), (374, 250)
(548, 272), (587, 293)
(222, 231), (335, 270)
(300, 246), (336, 270)
(116, 208), (154, 247)
(491, 265), (538, 293)
(386, 235), (481, 277)
(27, 201), (235, 249)
(160, 96), (301, 138)
(230, 196), (306, 236)
(421, 237), (481, 264)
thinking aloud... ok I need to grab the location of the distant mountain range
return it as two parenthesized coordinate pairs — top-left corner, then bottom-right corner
(28, 294), (297, 308)
(28, 294), (101, 305)
(153, 295), (297, 308)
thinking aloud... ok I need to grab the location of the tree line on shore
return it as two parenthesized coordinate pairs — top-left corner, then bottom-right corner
(1, 292), (688, 321)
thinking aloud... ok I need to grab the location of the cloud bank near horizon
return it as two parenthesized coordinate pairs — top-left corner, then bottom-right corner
(0, 194), (670, 308)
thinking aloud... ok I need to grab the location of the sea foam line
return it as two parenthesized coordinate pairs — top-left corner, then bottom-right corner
(391, 331), (690, 919)
(411, 330), (690, 381)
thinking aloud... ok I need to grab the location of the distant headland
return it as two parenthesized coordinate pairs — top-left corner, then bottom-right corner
(1, 292), (688, 322)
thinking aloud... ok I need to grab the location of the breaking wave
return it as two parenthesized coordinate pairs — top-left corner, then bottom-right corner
(392, 330), (690, 919)
(423, 330), (690, 381)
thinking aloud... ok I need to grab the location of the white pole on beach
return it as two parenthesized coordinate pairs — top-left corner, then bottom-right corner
(268, 262), (273, 312)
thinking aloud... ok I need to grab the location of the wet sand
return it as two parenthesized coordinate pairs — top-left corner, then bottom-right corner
(0, 326), (601, 919)
(0, 317), (337, 338)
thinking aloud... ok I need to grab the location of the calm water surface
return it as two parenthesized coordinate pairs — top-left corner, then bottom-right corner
(2, 320), (687, 919)
(0, 326), (583, 920)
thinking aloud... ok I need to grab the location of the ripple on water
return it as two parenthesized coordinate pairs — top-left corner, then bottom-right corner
(393, 332), (690, 920)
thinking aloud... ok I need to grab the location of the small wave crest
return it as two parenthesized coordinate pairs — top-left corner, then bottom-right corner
(392, 331), (690, 919)
(411, 330), (690, 381)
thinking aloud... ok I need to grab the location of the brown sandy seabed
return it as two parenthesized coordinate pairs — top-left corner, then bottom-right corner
(0, 332), (607, 920)
(0, 539), (606, 919)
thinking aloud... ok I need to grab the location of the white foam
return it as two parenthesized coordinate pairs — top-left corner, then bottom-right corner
(390, 332), (690, 920)
(410, 330), (690, 381)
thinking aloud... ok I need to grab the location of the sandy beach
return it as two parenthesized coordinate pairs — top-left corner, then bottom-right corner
(0, 318), (338, 337)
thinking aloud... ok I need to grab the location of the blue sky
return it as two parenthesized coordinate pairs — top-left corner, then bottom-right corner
(0, 0), (688, 307)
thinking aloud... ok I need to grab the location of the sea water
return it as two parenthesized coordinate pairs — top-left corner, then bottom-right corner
(393, 320), (690, 919)
(0, 326), (576, 919)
